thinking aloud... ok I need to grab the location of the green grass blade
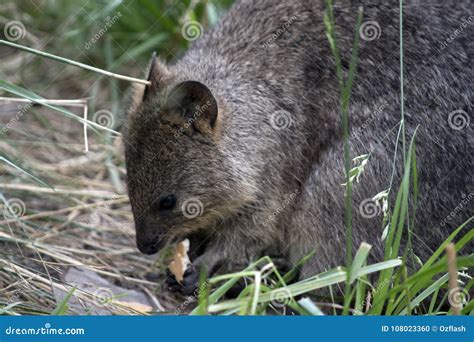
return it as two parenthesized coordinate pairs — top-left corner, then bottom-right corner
(0, 40), (150, 85)
(398, 274), (448, 315)
(51, 287), (76, 315)
(350, 242), (372, 284)
(0, 80), (117, 135)
(297, 297), (325, 315)
(0, 157), (51, 189)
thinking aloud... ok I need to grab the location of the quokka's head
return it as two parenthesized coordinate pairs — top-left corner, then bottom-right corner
(124, 54), (254, 255)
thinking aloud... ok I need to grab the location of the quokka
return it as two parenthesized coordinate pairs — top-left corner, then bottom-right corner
(124, 0), (473, 294)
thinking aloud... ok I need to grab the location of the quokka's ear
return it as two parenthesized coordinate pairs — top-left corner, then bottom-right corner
(128, 53), (170, 117)
(143, 52), (170, 101)
(165, 80), (218, 132)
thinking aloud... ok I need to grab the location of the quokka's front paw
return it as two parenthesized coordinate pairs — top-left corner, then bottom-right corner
(165, 265), (200, 296)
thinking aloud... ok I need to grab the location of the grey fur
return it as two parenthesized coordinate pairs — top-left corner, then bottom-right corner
(124, 0), (473, 282)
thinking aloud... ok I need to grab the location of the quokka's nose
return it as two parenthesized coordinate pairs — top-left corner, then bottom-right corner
(137, 239), (160, 255)
(134, 219), (164, 255)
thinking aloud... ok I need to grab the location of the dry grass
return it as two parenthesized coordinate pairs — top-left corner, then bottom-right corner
(0, 102), (177, 314)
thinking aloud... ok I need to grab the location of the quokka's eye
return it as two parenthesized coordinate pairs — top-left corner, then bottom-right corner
(158, 194), (177, 211)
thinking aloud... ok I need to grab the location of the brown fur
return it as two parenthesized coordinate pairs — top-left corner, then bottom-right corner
(124, 0), (473, 284)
